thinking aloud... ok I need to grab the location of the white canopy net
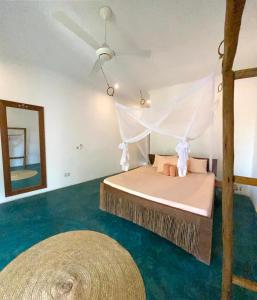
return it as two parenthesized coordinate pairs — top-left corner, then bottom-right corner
(116, 72), (218, 176)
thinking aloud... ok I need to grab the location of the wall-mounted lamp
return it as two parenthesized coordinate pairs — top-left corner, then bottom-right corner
(139, 90), (151, 108)
(146, 99), (151, 106)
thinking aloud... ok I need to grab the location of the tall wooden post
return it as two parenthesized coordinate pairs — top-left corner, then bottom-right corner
(222, 70), (234, 299)
(221, 1), (246, 299)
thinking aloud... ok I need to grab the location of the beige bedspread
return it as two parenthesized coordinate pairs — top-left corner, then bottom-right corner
(104, 166), (215, 217)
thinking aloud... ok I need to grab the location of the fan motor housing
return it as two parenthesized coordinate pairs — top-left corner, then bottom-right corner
(96, 47), (115, 61)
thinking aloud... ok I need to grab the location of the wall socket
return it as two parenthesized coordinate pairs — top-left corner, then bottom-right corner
(64, 172), (71, 177)
(76, 144), (84, 150)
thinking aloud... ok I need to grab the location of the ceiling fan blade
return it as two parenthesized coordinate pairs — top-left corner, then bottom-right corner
(115, 49), (151, 58)
(109, 9), (151, 58)
(53, 11), (100, 50)
(89, 59), (101, 78)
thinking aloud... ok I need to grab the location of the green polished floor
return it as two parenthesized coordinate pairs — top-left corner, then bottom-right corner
(0, 178), (256, 299)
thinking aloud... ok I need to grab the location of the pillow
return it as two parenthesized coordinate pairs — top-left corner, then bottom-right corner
(163, 163), (171, 176)
(157, 155), (178, 173)
(188, 157), (207, 174)
(169, 165), (177, 177)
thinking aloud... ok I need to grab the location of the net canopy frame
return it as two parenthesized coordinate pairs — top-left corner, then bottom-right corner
(116, 71), (220, 175)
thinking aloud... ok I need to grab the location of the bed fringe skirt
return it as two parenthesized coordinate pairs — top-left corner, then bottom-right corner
(100, 188), (201, 258)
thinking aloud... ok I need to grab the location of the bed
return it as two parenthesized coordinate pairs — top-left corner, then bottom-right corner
(100, 155), (217, 265)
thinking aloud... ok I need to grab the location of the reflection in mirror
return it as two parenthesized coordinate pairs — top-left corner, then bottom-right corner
(7, 107), (41, 192)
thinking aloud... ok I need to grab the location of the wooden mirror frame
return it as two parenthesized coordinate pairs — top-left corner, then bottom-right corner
(0, 100), (47, 196)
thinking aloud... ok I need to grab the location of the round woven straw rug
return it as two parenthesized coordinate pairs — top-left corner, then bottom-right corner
(0, 231), (146, 300)
(11, 169), (38, 181)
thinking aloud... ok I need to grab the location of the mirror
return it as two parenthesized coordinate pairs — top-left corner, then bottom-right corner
(0, 100), (47, 196)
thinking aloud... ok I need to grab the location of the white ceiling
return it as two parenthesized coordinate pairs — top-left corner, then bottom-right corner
(0, 0), (256, 100)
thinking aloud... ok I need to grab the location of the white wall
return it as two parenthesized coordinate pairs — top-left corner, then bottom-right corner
(7, 107), (40, 167)
(234, 78), (257, 179)
(150, 76), (257, 208)
(0, 62), (142, 203)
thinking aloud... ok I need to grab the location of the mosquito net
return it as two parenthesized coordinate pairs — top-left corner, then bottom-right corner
(116, 72), (219, 176)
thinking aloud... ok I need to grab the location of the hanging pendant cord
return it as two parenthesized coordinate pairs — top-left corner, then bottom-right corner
(217, 40), (224, 93)
(99, 58), (114, 96)
(218, 40), (224, 59)
(99, 58), (110, 87)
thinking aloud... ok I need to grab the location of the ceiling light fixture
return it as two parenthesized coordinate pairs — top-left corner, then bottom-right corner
(114, 83), (119, 90)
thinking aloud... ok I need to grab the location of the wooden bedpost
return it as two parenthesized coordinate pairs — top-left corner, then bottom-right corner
(222, 69), (235, 300)
(221, 1), (246, 299)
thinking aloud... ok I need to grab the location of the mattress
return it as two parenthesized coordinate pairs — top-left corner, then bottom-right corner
(104, 166), (215, 217)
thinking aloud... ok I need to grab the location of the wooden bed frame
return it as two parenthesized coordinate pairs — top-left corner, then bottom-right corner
(100, 156), (217, 265)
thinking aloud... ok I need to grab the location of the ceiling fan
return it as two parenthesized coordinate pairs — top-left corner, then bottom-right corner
(53, 6), (151, 77)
